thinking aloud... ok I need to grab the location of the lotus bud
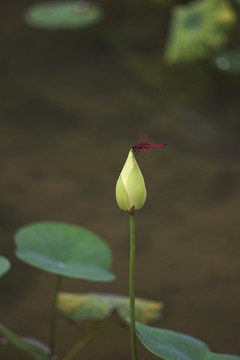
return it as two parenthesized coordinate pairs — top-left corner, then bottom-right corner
(116, 150), (147, 213)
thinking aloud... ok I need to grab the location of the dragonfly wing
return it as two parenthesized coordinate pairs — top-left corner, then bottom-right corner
(139, 129), (151, 145)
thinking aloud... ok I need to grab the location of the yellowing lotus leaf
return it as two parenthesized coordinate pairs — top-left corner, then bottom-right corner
(57, 292), (164, 324)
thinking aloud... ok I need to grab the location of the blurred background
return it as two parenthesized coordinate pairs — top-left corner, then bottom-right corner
(0, 0), (240, 359)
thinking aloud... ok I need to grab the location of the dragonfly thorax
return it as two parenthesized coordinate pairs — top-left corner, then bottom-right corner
(132, 144), (144, 152)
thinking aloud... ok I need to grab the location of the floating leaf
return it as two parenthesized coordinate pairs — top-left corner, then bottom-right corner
(57, 292), (163, 323)
(211, 50), (240, 74)
(24, 1), (104, 30)
(15, 222), (115, 281)
(0, 324), (49, 360)
(135, 321), (240, 360)
(0, 256), (11, 278)
(164, 0), (237, 63)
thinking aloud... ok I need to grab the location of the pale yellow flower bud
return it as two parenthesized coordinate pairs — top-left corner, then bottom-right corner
(115, 150), (147, 213)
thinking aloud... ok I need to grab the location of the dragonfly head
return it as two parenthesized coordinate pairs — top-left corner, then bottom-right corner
(132, 145), (138, 153)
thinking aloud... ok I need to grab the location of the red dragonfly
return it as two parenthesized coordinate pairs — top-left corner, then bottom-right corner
(132, 129), (166, 154)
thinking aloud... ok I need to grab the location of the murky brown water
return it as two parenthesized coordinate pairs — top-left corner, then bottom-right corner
(1, 1), (240, 359)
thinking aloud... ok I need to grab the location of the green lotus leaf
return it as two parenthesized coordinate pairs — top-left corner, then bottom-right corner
(15, 222), (115, 282)
(57, 292), (163, 323)
(0, 324), (49, 360)
(0, 256), (11, 278)
(164, 0), (237, 63)
(135, 321), (240, 360)
(24, 1), (104, 30)
(211, 50), (240, 74)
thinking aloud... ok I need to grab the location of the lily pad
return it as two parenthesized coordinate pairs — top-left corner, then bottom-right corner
(0, 324), (49, 360)
(0, 256), (10, 277)
(57, 292), (163, 323)
(211, 50), (240, 74)
(15, 222), (115, 281)
(24, 1), (104, 30)
(164, 0), (237, 63)
(135, 321), (240, 360)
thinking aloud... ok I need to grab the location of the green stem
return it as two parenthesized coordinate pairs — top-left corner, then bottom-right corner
(129, 212), (138, 360)
(62, 321), (101, 360)
(49, 274), (63, 355)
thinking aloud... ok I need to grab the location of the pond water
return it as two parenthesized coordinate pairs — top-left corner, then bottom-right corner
(0, 0), (240, 359)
